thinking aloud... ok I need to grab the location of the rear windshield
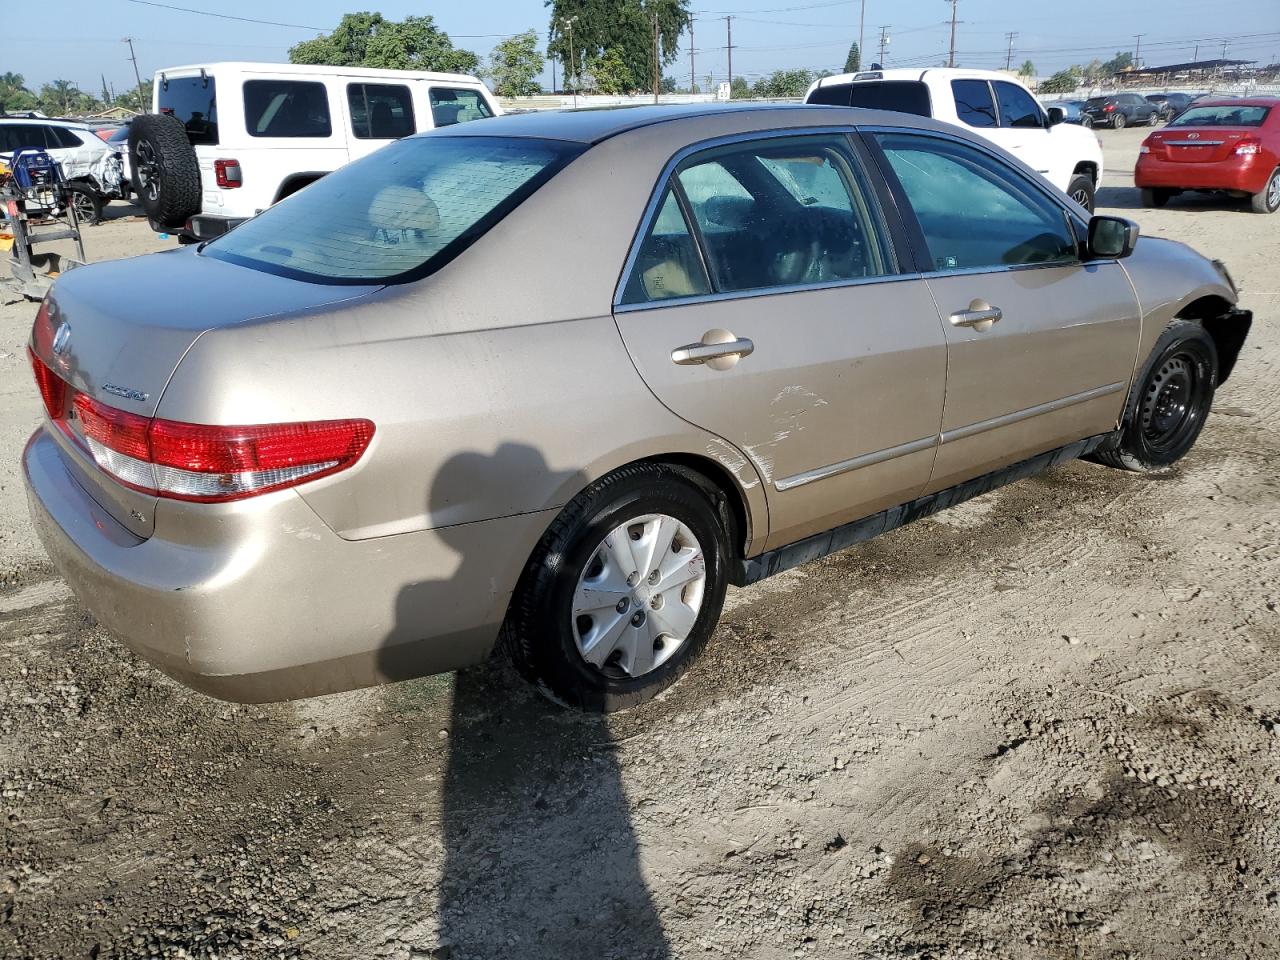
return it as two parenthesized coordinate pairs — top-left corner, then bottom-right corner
(1084, 97), (1110, 107)
(1168, 105), (1270, 128)
(158, 76), (218, 145)
(845, 81), (932, 117)
(203, 135), (582, 285)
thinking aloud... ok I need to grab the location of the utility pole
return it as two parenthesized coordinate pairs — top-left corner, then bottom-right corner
(1192, 43), (1199, 63)
(725, 16), (734, 96)
(123, 37), (147, 112)
(945, 0), (959, 69)
(561, 16), (578, 108)
(652, 13), (660, 103)
(878, 26), (890, 66)
(858, 0), (866, 74)
(1220, 39), (1229, 59)
(689, 16), (695, 93)
(1004, 31), (1017, 71)
(1134, 33), (1144, 68)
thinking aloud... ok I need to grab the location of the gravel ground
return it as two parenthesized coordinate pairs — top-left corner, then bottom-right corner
(2, 128), (1279, 960)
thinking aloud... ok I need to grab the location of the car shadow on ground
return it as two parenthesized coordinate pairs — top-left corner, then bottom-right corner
(1096, 185), (1255, 215)
(380, 445), (671, 960)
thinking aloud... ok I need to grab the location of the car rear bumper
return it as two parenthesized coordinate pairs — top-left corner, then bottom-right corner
(1135, 155), (1272, 193)
(23, 427), (551, 702)
(152, 214), (248, 240)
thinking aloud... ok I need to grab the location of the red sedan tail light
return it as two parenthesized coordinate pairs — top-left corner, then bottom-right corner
(1235, 138), (1262, 156)
(28, 348), (67, 419)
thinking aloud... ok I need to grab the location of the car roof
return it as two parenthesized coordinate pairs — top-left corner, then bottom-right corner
(430, 102), (847, 144)
(157, 61), (486, 85)
(1190, 97), (1277, 107)
(0, 117), (92, 129)
(813, 66), (1021, 88)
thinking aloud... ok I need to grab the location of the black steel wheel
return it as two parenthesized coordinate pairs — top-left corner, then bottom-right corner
(1092, 320), (1218, 473)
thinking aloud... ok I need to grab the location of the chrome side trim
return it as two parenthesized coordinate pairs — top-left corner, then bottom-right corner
(941, 381), (1126, 444)
(775, 435), (937, 492)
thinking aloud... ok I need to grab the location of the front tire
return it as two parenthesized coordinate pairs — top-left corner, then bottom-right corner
(1093, 320), (1218, 473)
(62, 182), (103, 225)
(1251, 167), (1280, 214)
(504, 464), (731, 712)
(1081, 115), (1094, 129)
(1067, 174), (1095, 212)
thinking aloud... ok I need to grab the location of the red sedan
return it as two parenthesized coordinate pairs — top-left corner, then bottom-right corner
(1135, 97), (1280, 214)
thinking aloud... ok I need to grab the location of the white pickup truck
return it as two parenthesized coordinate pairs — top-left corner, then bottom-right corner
(805, 68), (1103, 210)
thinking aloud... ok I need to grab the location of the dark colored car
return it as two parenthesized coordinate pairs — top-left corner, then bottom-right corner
(1136, 97), (1280, 213)
(1046, 99), (1093, 127)
(1082, 94), (1161, 129)
(1145, 93), (1193, 121)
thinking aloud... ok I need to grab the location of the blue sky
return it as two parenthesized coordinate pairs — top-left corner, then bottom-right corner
(8, 0), (1279, 96)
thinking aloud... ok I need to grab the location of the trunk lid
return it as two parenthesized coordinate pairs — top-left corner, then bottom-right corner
(31, 248), (377, 538)
(1147, 127), (1254, 163)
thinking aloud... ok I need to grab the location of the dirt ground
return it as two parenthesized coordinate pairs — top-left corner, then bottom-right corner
(2, 127), (1278, 960)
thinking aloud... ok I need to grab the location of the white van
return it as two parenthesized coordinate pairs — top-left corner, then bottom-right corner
(133, 61), (501, 239)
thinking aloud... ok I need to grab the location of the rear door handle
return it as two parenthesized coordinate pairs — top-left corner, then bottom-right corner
(671, 330), (755, 370)
(948, 303), (1003, 332)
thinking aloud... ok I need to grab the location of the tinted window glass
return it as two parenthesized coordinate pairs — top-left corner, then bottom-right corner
(158, 75), (218, 145)
(1084, 97), (1108, 108)
(671, 135), (892, 294)
(844, 81), (932, 116)
(952, 80), (997, 128)
(993, 81), (1042, 128)
(0, 124), (49, 151)
(807, 83), (851, 106)
(429, 87), (494, 127)
(244, 80), (331, 138)
(48, 126), (85, 148)
(205, 136), (580, 284)
(621, 190), (711, 304)
(348, 83), (415, 139)
(1169, 105), (1270, 128)
(876, 133), (1077, 271)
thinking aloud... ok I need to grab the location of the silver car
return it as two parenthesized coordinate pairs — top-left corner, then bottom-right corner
(23, 105), (1251, 710)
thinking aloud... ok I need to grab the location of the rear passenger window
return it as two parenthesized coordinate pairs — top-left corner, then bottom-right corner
(807, 83), (851, 106)
(428, 88), (494, 127)
(621, 190), (711, 304)
(952, 80), (997, 128)
(348, 83), (415, 139)
(244, 80), (331, 138)
(993, 82), (1042, 128)
(845, 81), (932, 117)
(0, 125), (47, 151)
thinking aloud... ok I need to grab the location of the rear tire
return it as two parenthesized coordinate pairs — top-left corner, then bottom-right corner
(1250, 167), (1280, 214)
(62, 182), (103, 225)
(128, 113), (201, 229)
(1113, 112), (1127, 130)
(1092, 320), (1218, 473)
(1140, 187), (1171, 208)
(504, 463), (731, 712)
(1067, 174), (1095, 212)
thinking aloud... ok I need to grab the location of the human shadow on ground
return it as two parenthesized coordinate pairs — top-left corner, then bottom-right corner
(382, 444), (670, 960)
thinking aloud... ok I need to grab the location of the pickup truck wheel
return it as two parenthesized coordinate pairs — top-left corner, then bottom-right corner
(63, 183), (103, 225)
(1112, 112), (1126, 130)
(1140, 188), (1170, 208)
(1250, 167), (1280, 214)
(504, 463), (729, 712)
(1093, 320), (1218, 473)
(1067, 174), (1095, 211)
(128, 113), (201, 229)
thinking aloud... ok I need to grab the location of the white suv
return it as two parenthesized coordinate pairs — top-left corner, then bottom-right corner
(131, 61), (501, 240)
(805, 68), (1103, 210)
(0, 116), (126, 222)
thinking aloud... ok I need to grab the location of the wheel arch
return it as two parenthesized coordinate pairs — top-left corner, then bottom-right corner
(273, 172), (327, 203)
(1176, 295), (1253, 386)
(1072, 160), (1099, 185)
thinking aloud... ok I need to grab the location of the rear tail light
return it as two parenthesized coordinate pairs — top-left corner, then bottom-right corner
(214, 158), (242, 188)
(1235, 138), (1261, 156)
(1104, 104), (1115, 112)
(30, 352), (373, 502)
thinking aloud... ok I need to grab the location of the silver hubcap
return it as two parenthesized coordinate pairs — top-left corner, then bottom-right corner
(1268, 173), (1280, 210)
(572, 513), (706, 678)
(1071, 187), (1090, 207)
(72, 193), (94, 220)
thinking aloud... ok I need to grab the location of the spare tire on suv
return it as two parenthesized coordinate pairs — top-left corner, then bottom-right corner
(128, 113), (201, 229)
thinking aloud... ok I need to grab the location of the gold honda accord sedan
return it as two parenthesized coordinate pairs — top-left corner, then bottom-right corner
(24, 104), (1252, 710)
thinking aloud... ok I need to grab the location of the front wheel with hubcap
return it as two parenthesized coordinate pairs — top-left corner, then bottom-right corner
(1067, 174), (1095, 211)
(1251, 167), (1280, 214)
(62, 183), (103, 225)
(1092, 320), (1218, 473)
(504, 464), (730, 711)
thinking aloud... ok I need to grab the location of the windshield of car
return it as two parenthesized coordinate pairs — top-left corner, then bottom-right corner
(203, 135), (583, 285)
(1168, 105), (1270, 128)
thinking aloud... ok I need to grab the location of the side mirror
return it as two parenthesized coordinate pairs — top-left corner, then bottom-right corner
(1088, 215), (1139, 259)
(1046, 106), (1065, 126)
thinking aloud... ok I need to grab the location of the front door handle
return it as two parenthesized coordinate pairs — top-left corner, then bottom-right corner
(671, 328), (755, 371)
(948, 300), (1003, 332)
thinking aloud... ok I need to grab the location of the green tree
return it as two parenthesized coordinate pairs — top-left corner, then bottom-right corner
(729, 76), (750, 99)
(587, 47), (631, 93)
(289, 12), (478, 74)
(117, 79), (153, 111)
(752, 69), (814, 99)
(0, 72), (38, 113)
(1102, 51), (1134, 75)
(488, 29), (545, 97)
(661, 75), (677, 94)
(844, 41), (861, 73)
(39, 80), (97, 116)
(546, 0), (692, 95)
(1039, 67), (1079, 94)
(1018, 59), (1036, 78)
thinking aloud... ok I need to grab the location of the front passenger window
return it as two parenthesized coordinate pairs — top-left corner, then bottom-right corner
(875, 133), (1077, 272)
